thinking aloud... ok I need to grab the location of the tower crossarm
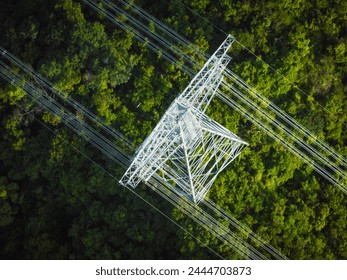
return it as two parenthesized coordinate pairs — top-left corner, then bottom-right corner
(178, 35), (234, 111)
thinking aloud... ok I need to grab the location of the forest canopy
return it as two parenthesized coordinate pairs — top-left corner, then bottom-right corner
(0, 0), (346, 259)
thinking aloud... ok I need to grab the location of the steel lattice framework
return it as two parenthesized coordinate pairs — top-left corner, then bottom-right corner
(120, 35), (248, 204)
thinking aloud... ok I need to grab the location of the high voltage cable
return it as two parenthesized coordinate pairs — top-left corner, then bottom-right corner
(217, 90), (346, 193)
(99, 0), (197, 67)
(201, 198), (288, 260)
(0, 47), (134, 151)
(225, 70), (347, 169)
(0, 62), (131, 168)
(220, 77), (347, 189)
(116, 0), (205, 58)
(147, 174), (267, 260)
(82, 0), (195, 76)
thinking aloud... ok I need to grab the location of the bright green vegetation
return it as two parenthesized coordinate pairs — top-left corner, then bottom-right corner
(0, 0), (346, 259)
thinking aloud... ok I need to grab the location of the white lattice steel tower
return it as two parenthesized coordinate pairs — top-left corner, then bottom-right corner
(120, 35), (248, 204)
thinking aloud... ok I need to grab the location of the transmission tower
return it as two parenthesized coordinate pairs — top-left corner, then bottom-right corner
(120, 35), (248, 204)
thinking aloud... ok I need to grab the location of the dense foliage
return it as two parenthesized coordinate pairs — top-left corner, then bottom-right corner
(0, 0), (346, 259)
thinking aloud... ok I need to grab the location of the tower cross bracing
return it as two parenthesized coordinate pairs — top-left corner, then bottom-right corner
(120, 35), (248, 204)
